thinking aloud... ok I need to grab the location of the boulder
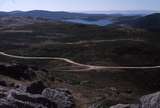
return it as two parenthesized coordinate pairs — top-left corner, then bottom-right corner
(140, 92), (160, 108)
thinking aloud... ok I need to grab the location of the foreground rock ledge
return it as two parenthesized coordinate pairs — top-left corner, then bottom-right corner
(110, 91), (160, 108)
(0, 86), (75, 108)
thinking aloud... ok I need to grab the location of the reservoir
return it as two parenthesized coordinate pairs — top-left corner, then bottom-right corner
(64, 19), (113, 26)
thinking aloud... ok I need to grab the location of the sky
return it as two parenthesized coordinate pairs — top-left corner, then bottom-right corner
(0, 0), (159, 12)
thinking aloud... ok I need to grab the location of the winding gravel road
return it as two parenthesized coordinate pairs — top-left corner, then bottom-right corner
(56, 39), (144, 45)
(0, 51), (160, 71)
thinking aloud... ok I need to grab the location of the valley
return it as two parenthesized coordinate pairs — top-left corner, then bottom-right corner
(0, 12), (160, 108)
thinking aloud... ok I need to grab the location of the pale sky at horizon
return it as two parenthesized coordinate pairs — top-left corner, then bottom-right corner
(0, 0), (159, 12)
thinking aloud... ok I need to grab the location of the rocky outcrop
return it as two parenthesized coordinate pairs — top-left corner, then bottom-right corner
(42, 88), (75, 108)
(110, 91), (160, 108)
(140, 92), (160, 108)
(2, 89), (57, 108)
(0, 83), (75, 108)
(0, 63), (75, 108)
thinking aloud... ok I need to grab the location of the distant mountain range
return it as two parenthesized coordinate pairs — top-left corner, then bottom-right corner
(80, 10), (160, 15)
(1, 10), (157, 21)
(0, 10), (113, 21)
(0, 10), (160, 31)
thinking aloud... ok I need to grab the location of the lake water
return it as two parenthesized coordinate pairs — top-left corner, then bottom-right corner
(64, 19), (113, 26)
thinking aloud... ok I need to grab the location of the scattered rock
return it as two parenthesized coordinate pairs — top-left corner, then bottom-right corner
(15, 84), (27, 92)
(26, 81), (46, 94)
(110, 87), (117, 91)
(110, 104), (130, 108)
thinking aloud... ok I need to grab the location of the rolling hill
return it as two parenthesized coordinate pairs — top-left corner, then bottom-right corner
(117, 13), (160, 31)
(133, 13), (160, 31)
